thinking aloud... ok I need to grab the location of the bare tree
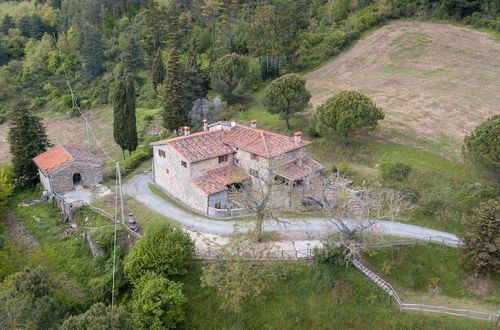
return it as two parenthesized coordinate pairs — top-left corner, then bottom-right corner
(227, 155), (290, 242)
(312, 173), (414, 262)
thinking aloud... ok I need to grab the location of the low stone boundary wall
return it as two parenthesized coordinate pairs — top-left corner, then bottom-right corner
(208, 207), (246, 218)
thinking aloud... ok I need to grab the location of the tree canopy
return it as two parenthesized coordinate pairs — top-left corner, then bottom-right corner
(462, 114), (499, 176)
(8, 107), (50, 188)
(263, 73), (311, 129)
(124, 223), (195, 284)
(315, 90), (384, 143)
(159, 51), (188, 136)
(60, 302), (135, 330)
(131, 272), (187, 330)
(461, 199), (500, 275)
(211, 53), (249, 102)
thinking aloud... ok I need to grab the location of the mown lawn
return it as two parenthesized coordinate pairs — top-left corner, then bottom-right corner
(178, 261), (490, 329)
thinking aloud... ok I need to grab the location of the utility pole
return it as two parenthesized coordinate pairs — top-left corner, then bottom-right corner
(117, 162), (126, 226)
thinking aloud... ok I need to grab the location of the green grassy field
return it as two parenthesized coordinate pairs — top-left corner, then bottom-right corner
(364, 244), (500, 309)
(178, 261), (490, 329)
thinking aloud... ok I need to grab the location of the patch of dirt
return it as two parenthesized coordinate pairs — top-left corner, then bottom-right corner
(0, 107), (118, 166)
(462, 274), (494, 296)
(3, 211), (39, 249)
(305, 21), (500, 156)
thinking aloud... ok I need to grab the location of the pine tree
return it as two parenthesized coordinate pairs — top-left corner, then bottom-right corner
(120, 27), (143, 75)
(183, 42), (208, 111)
(76, 21), (105, 81)
(8, 108), (50, 189)
(1, 15), (15, 35)
(159, 51), (187, 136)
(113, 74), (138, 158)
(461, 199), (499, 275)
(151, 49), (165, 93)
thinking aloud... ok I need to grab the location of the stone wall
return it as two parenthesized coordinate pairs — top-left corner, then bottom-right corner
(152, 144), (208, 213)
(39, 170), (51, 191)
(48, 161), (102, 193)
(191, 154), (234, 177)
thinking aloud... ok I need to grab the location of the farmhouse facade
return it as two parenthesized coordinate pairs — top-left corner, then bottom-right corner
(33, 144), (103, 194)
(151, 121), (324, 217)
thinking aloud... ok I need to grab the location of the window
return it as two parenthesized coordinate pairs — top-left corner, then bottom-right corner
(181, 161), (187, 168)
(218, 154), (228, 163)
(249, 168), (259, 178)
(166, 169), (169, 174)
(158, 149), (166, 158)
(215, 202), (221, 209)
(250, 153), (259, 161)
(234, 158), (239, 166)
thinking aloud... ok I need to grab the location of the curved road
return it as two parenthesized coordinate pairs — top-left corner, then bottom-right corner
(123, 174), (460, 246)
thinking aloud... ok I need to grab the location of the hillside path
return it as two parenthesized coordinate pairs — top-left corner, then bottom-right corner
(123, 174), (460, 246)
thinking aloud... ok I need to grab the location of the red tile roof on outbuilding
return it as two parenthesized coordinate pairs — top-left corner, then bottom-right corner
(33, 144), (101, 176)
(190, 164), (250, 195)
(275, 156), (325, 181)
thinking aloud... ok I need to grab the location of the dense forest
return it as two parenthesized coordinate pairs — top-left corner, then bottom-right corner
(0, 0), (498, 123)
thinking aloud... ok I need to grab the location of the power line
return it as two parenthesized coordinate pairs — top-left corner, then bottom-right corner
(52, 33), (116, 164)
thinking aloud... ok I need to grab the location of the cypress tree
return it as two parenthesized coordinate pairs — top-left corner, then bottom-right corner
(151, 49), (165, 93)
(113, 74), (138, 158)
(159, 51), (187, 136)
(8, 108), (50, 189)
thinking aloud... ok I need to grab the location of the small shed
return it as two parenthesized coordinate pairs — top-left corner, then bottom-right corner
(33, 144), (103, 194)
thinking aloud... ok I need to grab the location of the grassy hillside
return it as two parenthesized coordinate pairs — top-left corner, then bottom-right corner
(305, 20), (500, 158)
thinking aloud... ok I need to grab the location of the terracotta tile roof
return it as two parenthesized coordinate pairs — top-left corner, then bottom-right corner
(190, 164), (250, 195)
(222, 125), (311, 158)
(150, 130), (235, 163)
(33, 144), (101, 176)
(275, 156), (325, 181)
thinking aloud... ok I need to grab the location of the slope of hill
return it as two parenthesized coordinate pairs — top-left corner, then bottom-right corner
(305, 21), (500, 157)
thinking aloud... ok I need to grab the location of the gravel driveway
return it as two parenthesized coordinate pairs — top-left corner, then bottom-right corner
(123, 174), (460, 246)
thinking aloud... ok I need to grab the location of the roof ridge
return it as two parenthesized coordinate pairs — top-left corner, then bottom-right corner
(152, 129), (222, 145)
(260, 131), (270, 158)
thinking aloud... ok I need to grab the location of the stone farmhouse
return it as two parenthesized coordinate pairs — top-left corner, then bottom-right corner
(33, 144), (103, 194)
(150, 120), (324, 217)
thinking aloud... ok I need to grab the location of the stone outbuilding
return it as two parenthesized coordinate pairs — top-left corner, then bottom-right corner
(33, 144), (103, 194)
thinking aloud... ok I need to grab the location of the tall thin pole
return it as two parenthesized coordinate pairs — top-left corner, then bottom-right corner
(117, 162), (126, 226)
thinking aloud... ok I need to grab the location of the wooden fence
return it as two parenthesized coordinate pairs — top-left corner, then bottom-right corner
(351, 258), (499, 323)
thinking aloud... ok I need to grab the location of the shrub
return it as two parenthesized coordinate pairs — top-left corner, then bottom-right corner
(60, 302), (134, 330)
(331, 162), (353, 176)
(131, 272), (187, 330)
(462, 114), (499, 177)
(124, 223), (195, 284)
(314, 240), (347, 266)
(379, 160), (412, 182)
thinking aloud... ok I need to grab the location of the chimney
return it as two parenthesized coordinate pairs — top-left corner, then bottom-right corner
(203, 119), (208, 132)
(183, 126), (190, 136)
(250, 119), (257, 128)
(294, 131), (302, 144)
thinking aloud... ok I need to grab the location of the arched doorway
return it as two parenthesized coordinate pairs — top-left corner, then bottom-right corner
(72, 173), (82, 185)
